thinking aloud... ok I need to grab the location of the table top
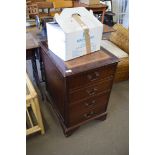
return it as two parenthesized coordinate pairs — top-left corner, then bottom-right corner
(73, 1), (107, 9)
(26, 27), (46, 50)
(26, 31), (39, 50)
(40, 41), (119, 77)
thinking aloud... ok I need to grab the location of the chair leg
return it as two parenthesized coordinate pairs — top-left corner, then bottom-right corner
(34, 97), (45, 134)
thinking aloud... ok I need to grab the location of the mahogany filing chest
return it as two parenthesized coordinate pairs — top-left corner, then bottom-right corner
(40, 41), (119, 136)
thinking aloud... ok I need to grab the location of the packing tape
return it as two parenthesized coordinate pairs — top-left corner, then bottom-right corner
(72, 14), (91, 54)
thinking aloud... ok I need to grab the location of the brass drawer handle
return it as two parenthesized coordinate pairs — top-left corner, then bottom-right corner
(87, 72), (100, 82)
(84, 111), (95, 119)
(84, 100), (96, 107)
(86, 88), (98, 96)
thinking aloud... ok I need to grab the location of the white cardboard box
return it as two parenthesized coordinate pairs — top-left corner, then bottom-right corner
(80, 0), (100, 5)
(46, 7), (103, 61)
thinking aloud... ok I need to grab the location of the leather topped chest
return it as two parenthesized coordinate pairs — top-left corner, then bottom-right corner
(40, 41), (119, 136)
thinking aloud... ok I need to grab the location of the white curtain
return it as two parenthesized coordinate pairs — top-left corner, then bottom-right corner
(122, 1), (129, 28)
(112, 0), (129, 27)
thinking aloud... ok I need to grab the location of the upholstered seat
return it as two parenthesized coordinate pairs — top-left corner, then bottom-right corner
(101, 40), (128, 59)
(101, 24), (129, 82)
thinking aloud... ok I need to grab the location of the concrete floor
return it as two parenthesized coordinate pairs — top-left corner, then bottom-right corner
(26, 61), (129, 155)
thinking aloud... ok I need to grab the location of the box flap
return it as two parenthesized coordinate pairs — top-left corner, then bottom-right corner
(55, 7), (103, 33)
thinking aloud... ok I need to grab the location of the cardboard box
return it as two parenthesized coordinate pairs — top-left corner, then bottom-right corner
(46, 7), (103, 61)
(80, 0), (100, 5)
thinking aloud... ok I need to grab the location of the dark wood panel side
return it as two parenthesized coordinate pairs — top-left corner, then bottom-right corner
(41, 48), (65, 120)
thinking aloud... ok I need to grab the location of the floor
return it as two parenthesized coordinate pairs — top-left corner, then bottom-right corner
(26, 60), (129, 155)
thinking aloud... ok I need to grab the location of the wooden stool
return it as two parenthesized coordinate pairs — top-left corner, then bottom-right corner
(26, 73), (45, 136)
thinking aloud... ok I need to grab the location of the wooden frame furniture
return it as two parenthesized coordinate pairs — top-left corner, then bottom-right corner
(36, 1), (53, 17)
(26, 27), (46, 99)
(26, 73), (45, 136)
(73, 1), (108, 23)
(110, 24), (129, 82)
(26, 1), (53, 19)
(101, 24), (129, 82)
(40, 41), (118, 136)
(53, 0), (73, 9)
(49, 0), (73, 16)
(27, 3), (39, 19)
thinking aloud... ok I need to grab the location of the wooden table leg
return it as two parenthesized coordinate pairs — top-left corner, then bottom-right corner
(31, 49), (44, 100)
(31, 49), (38, 83)
(36, 48), (46, 82)
(101, 9), (105, 24)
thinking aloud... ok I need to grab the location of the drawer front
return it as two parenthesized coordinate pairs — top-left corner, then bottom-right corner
(69, 78), (113, 104)
(68, 64), (116, 91)
(69, 93), (109, 114)
(69, 93), (109, 126)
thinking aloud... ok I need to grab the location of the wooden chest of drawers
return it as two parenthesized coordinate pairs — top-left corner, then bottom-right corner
(40, 41), (118, 136)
